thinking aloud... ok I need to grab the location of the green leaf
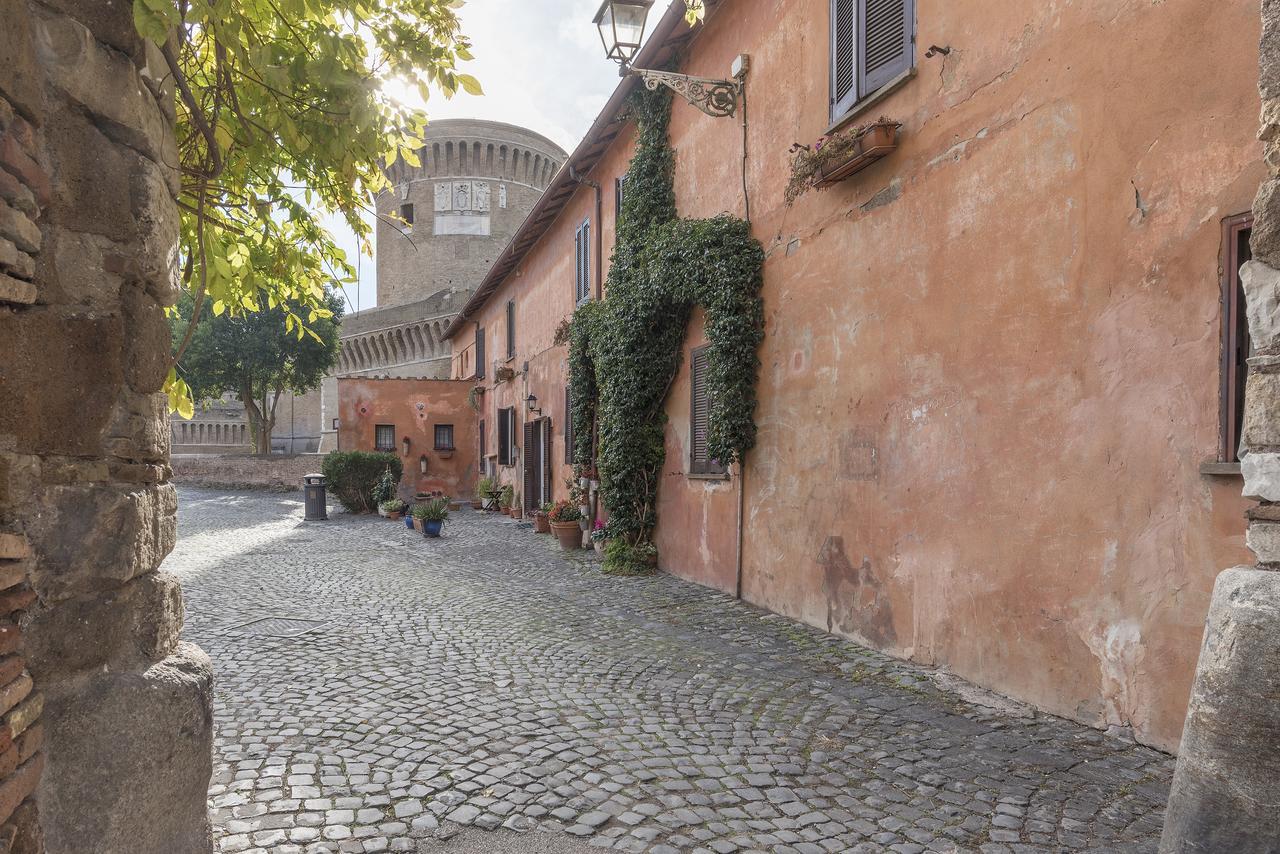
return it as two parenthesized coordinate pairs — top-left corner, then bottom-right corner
(456, 73), (483, 96)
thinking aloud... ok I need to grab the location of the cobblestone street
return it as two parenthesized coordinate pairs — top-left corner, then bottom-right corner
(167, 488), (1173, 854)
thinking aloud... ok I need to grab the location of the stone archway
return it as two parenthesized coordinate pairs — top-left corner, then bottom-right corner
(0, 2), (213, 852)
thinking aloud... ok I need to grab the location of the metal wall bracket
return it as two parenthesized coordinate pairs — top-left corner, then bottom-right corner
(630, 67), (744, 118)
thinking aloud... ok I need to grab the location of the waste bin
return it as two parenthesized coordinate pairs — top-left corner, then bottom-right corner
(303, 473), (328, 521)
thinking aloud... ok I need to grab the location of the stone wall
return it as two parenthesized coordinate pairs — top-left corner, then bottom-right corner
(1160, 1), (1280, 849)
(0, 2), (212, 852)
(172, 454), (322, 492)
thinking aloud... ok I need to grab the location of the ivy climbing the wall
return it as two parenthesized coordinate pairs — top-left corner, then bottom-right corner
(568, 86), (765, 562)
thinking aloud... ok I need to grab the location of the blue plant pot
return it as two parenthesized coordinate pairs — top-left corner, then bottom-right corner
(423, 519), (443, 538)
(404, 515), (414, 530)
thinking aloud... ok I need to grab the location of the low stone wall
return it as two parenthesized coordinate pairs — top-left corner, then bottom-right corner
(171, 454), (323, 491)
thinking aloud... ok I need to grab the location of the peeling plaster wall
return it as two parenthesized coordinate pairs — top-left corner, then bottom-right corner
(650, 0), (1262, 752)
(337, 378), (478, 501)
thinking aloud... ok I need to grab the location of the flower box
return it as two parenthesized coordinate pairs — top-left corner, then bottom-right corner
(812, 122), (900, 188)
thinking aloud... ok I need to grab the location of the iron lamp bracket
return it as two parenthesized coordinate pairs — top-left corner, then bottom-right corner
(625, 59), (747, 118)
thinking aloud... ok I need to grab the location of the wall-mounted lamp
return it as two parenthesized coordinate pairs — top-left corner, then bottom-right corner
(402, 436), (411, 456)
(592, 0), (747, 118)
(419, 454), (428, 475)
(525, 393), (542, 416)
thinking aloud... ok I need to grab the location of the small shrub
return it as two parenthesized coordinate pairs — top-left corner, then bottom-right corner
(602, 539), (657, 576)
(372, 467), (398, 507)
(499, 484), (514, 509)
(379, 498), (406, 513)
(322, 451), (403, 513)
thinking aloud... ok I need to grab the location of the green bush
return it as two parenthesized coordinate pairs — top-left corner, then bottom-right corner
(602, 539), (657, 576)
(322, 451), (403, 513)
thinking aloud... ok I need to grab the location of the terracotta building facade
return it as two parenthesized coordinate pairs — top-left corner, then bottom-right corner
(443, 0), (1262, 753)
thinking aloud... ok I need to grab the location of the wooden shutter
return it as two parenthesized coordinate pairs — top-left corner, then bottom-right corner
(479, 419), (486, 471)
(564, 386), (574, 465)
(689, 347), (724, 475)
(542, 418), (553, 506)
(523, 419), (536, 514)
(830, 0), (857, 119)
(475, 326), (485, 378)
(858, 0), (913, 94)
(497, 408), (510, 465)
(506, 300), (515, 358)
(581, 221), (590, 302)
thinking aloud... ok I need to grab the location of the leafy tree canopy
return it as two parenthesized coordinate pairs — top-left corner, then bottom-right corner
(171, 290), (345, 454)
(134, 0), (481, 415)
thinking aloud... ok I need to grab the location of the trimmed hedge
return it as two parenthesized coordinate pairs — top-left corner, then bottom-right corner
(322, 451), (403, 513)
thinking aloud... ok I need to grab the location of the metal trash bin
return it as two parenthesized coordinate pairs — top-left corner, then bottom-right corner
(303, 473), (328, 521)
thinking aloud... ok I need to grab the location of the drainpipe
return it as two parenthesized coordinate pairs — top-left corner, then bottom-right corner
(568, 166), (603, 299)
(735, 459), (746, 600)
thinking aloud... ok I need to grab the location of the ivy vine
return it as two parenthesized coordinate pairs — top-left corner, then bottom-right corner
(568, 86), (765, 552)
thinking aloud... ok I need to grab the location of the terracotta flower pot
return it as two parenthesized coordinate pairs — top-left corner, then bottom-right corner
(388, 511), (403, 520)
(550, 520), (582, 550)
(412, 517), (425, 533)
(812, 123), (901, 188)
(470, 500), (482, 510)
(533, 513), (550, 534)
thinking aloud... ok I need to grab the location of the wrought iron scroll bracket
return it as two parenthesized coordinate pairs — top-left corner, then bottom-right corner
(630, 67), (743, 118)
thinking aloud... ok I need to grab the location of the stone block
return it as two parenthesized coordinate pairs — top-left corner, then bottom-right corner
(0, 589), (35, 618)
(0, 236), (34, 280)
(43, 228), (124, 311)
(0, 674), (32, 718)
(37, 0), (142, 57)
(0, 169), (36, 218)
(42, 106), (135, 244)
(121, 284), (171, 394)
(33, 10), (172, 168)
(1241, 369), (1280, 452)
(104, 390), (170, 464)
(1241, 260), (1280, 352)
(1160, 567), (1280, 852)
(121, 152), (180, 304)
(0, 755), (44, 829)
(0, 0), (42, 119)
(24, 482), (176, 602)
(0, 131), (49, 210)
(1246, 520), (1280, 565)
(38, 642), (214, 854)
(0, 566), (23, 594)
(24, 570), (184, 679)
(1242, 452), (1280, 502)
(0, 200), (39, 256)
(0, 273), (35, 305)
(0, 535), (27, 561)
(0, 307), (123, 457)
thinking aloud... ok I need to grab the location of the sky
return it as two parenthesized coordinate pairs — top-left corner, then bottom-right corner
(327, 0), (634, 315)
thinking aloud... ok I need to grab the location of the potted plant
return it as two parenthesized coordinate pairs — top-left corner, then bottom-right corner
(499, 484), (515, 516)
(372, 467), (397, 516)
(416, 497), (449, 538)
(548, 500), (583, 550)
(534, 502), (552, 534)
(590, 519), (608, 554)
(785, 118), (902, 205)
(495, 365), (516, 383)
(404, 504), (417, 529)
(380, 498), (406, 520)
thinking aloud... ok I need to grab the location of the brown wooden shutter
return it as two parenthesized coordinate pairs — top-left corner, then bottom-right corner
(830, 0), (857, 119)
(859, 0), (913, 94)
(497, 408), (510, 465)
(690, 347), (718, 475)
(478, 419), (486, 471)
(564, 386), (574, 465)
(475, 326), (485, 379)
(506, 300), (515, 358)
(542, 418), (553, 506)
(523, 419), (536, 514)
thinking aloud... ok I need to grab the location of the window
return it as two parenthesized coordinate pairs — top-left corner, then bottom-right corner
(399, 203), (414, 225)
(374, 424), (396, 452)
(475, 325), (486, 379)
(331, 418), (338, 430)
(615, 176), (626, 223)
(831, 0), (914, 122)
(575, 219), (592, 304)
(564, 386), (574, 465)
(506, 300), (516, 359)
(689, 346), (727, 476)
(497, 407), (516, 465)
(1220, 213), (1254, 464)
(434, 424), (455, 451)
(479, 419), (486, 471)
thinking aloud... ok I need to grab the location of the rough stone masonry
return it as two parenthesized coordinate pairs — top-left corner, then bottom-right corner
(1160, 0), (1280, 850)
(0, 1), (214, 852)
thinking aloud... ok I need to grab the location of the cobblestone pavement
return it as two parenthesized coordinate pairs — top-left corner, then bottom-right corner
(167, 488), (1173, 854)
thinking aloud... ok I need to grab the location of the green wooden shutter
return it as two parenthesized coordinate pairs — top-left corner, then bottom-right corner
(475, 326), (485, 379)
(564, 386), (574, 465)
(523, 419), (536, 514)
(690, 347), (723, 475)
(497, 408), (510, 465)
(859, 0), (913, 94)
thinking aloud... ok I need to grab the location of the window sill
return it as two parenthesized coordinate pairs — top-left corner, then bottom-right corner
(826, 69), (916, 135)
(687, 472), (730, 482)
(1199, 460), (1241, 477)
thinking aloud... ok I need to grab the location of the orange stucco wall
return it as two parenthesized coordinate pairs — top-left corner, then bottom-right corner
(337, 377), (478, 501)
(450, 0), (1262, 752)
